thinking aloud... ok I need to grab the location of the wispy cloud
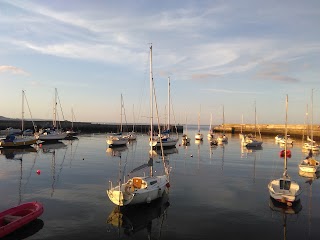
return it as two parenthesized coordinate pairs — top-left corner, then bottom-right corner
(0, 65), (29, 75)
(254, 62), (300, 83)
(204, 88), (264, 94)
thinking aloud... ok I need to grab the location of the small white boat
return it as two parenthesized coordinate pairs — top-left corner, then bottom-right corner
(107, 133), (128, 147)
(298, 150), (319, 173)
(37, 128), (68, 141)
(242, 134), (262, 147)
(182, 134), (190, 145)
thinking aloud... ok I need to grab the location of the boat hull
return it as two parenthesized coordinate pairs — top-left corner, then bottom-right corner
(0, 138), (38, 148)
(268, 178), (301, 206)
(0, 201), (44, 238)
(107, 175), (169, 206)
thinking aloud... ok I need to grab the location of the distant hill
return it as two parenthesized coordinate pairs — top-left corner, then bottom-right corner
(0, 116), (16, 121)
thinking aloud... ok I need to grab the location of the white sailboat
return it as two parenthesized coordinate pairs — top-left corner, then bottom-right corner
(0, 90), (38, 148)
(123, 104), (137, 141)
(239, 114), (245, 140)
(302, 89), (320, 152)
(241, 101), (262, 148)
(150, 76), (178, 148)
(207, 113), (215, 140)
(107, 45), (170, 206)
(36, 88), (68, 142)
(107, 94), (129, 147)
(195, 108), (203, 141)
(217, 105), (228, 143)
(268, 95), (301, 206)
(299, 89), (319, 173)
(182, 114), (190, 145)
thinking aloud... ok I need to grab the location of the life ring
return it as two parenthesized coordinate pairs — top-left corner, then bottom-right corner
(280, 150), (291, 158)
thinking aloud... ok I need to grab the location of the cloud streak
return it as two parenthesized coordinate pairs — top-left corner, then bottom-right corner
(0, 65), (29, 75)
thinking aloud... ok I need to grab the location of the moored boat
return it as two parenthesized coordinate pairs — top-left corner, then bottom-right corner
(0, 201), (44, 238)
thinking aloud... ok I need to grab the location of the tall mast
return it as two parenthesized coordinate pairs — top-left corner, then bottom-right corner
(284, 94), (288, 177)
(222, 105), (225, 134)
(254, 100), (257, 137)
(120, 94), (123, 133)
(311, 89), (314, 147)
(53, 88), (57, 128)
(168, 76), (170, 133)
(21, 90), (25, 133)
(149, 44), (153, 177)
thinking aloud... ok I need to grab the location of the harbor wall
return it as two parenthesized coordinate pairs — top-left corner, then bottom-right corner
(214, 124), (320, 140)
(0, 120), (183, 134)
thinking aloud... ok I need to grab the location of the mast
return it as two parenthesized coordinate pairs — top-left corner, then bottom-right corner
(149, 44), (153, 177)
(311, 89), (314, 148)
(21, 90), (25, 134)
(120, 94), (123, 133)
(168, 76), (170, 134)
(254, 100), (257, 137)
(132, 104), (135, 132)
(53, 88), (57, 128)
(222, 105), (225, 134)
(284, 94), (288, 177)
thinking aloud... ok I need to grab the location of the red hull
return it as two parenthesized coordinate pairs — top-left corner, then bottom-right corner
(0, 201), (44, 238)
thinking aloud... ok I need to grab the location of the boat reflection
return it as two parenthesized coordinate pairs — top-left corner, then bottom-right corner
(269, 197), (302, 240)
(37, 142), (67, 153)
(107, 191), (170, 238)
(1, 218), (44, 240)
(106, 145), (128, 157)
(150, 147), (178, 157)
(0, 147), (37, 160)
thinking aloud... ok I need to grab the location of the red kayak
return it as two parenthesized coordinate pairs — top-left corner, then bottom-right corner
(0, 201), (44, 238)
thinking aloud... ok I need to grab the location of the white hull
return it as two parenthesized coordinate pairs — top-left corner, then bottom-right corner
(107, 137), (128, 146)
(298, 158), (319, 173)
(107, 175), (169, 206)
(195, 133), (203, 140)
(268, 178), (301, 205)
(37, 132), (67, 141)
(150, 137), (178, 148)
(303, 143), (320, 151)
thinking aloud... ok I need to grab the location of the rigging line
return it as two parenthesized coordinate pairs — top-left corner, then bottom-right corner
(23, 151), (38, 191)
(69, 140), (79, 168)
(56, 145), (68, 183)
(57, 90), (66, 122)
(152, 79), (169, 177)
(23, 91), (37, 132)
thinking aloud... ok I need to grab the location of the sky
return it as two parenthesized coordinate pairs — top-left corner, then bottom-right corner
(0, 0), (320, 126)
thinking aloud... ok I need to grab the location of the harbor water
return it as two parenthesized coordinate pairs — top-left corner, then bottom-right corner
(0, 125), (320, 239)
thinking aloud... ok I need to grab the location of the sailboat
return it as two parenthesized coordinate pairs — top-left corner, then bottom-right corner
(107, 44), (170, 206)
(207, 113), (215, 140)
(302, 89), (320, 152)
(36, 88), (68, 142)
(195, 108), (203, 141)
(65, 107), (80, 138)
(0, 90), (38, 148)
(123, 104), (137, 141)
(241, 101), (262, 148)
(107, 94), (129, 147)
(239, 114), (245, 140)
(182, 114), (190, 145)
(299, 90), (320, 173)
(268, 95), (301, 206)
(150, 77), (178, 148)
(217, 105), (228, 143)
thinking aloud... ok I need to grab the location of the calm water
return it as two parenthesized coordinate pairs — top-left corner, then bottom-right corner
(0, 126), (320, 240)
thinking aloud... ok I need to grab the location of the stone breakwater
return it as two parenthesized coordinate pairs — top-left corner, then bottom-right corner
(0, 120), (183, 134)
(214, 124), (320, 140)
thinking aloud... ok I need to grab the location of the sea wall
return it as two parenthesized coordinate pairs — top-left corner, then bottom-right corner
(214, 124), (320, 140)
(0, 120), (183, 134)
